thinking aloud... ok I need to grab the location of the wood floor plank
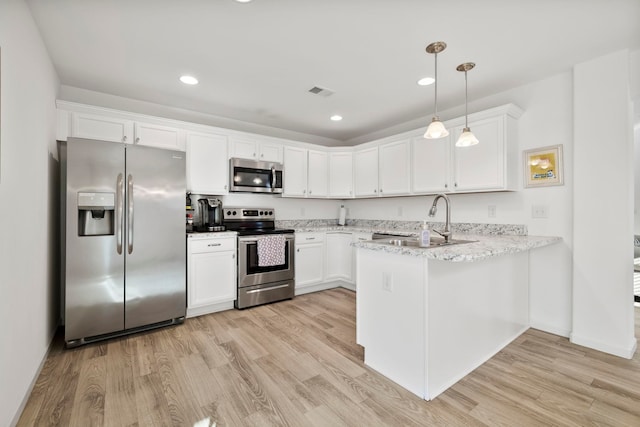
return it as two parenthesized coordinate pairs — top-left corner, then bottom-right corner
(16, 290), (640, 427)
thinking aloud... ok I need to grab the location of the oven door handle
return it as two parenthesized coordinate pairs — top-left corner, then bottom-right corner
(239, 235), (294, 243)
(245, 283), (290, 294)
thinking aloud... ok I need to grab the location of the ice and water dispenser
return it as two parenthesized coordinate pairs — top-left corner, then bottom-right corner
(77, 192), (115, 236)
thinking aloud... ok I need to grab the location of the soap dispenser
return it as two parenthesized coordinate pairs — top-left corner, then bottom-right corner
(420, 221), (431, 247)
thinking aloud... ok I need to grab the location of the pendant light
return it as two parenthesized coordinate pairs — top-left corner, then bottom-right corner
(424, 41), (449, 139)
(455, 62), (479, 147)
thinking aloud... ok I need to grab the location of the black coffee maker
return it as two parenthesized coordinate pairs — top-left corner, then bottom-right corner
(197, 197), (224, 232)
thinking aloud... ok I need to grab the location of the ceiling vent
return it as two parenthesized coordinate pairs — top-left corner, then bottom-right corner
(308, 86), (335, 97)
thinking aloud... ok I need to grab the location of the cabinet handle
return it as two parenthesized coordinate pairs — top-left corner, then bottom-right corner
(122, 136), (128, 143)
(445, 184), (448, 188)
(232, 253), (235, 259)
(224, 184), (228, 190)
(253, 152), (256, 157)
(305, 237), (316, 240)
(297, 248), (300, 252)
(260, 153), (264, 158)
(454, 183), (458, 188)
(207, 243), (222, 247)
(374, 189), (377, 193)
(380, 189), (383, 193)
(303, 189), (306, 194)
(309, 190), (312, 195)
(135, 137), (140, 144)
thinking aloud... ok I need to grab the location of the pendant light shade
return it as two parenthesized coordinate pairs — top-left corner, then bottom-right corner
(424, 42), (449, 139)
(455, 62), (479, 147)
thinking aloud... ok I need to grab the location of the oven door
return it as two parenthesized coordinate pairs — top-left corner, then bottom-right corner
(238, 234), (295, 287)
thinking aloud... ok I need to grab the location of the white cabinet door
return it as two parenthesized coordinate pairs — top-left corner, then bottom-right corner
(307, 150), (328, 198)
(325, 232), (353, 281)
(354, 147), (379, 197)
(134, 122), (185, 151)
(411, 136), (450, 194)
(329, 152), (354, 198)
(283, 146), (308, 197)
(71, 112), (134, 143)
(229, 135), (258, 160)
(187, 237), (237, 317)
(452, 116), (504, 192)
(230, 136), (283, 163)
(186, 131), (229, 195)
(259, 141), (284, 163)
(295, 242), (325, 288)
(379, 139), (411, 196)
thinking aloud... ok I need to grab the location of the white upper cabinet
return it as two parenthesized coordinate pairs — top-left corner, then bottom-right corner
(134, 121), (185, 151)
(328, 151), (354, 198)
(283, 146), (308, 197)
(354, 146), (379, 197)
(71, 112), (134, 143)
(307, 149), (328, 198)
(186, 131), (229, 195)
(411, 135), (450, 193)
(378, 138), (411, 196)
(447, 104), (522, 193)
(230, 135), (283, 163)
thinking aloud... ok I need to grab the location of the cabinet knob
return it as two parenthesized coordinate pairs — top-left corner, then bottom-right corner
(232, 254), (235, 259)
(135, 137), (140, 144)
(380, 189), (383, 193)
(260, 153), (264, 158)
(224, 184), (228, 190)
(297, 249), (300, 252)
(454, 183), (458, 188)
(122, 136), (127, 142)
(309, 190), (312, 195)
(445, 184), (448, 189)
(303, 189), (306, 194)
(253, 152), (256, 157)
(374, 189), (377, 193)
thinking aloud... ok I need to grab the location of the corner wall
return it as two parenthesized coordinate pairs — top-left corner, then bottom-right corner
(0, 1), (60, 425)
(572, 50), (636, 358)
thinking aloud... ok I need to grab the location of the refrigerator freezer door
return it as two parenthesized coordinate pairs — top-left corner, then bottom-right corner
(65, 138), (125, 341)
(124, 145), (186, 329)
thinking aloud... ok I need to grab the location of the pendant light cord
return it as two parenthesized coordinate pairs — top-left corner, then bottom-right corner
(464, 70), (468, 129)
(434, 52), (439, 117)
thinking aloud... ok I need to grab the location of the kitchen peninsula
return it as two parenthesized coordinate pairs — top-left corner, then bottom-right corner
(352, 229), (560, 401)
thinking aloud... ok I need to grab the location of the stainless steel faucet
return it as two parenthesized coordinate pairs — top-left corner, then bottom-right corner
(428, 194), (451, 242)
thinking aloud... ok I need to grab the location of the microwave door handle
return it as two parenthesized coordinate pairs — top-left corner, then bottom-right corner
(271, 166), (276, 191)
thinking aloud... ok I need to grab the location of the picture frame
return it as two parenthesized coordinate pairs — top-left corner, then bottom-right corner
(523, 144), (564, 188)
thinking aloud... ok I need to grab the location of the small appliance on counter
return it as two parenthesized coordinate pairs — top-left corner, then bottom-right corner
(196, 197), (224, 232)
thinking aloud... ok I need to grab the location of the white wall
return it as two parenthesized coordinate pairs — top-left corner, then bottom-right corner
(0, 1), (60, 425)
(220, 192), (341, 220)
(572, 50), (636, 358)
(345, 71), (575, 336)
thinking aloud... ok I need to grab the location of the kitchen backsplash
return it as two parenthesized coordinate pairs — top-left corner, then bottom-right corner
(276, 219), (528, 236)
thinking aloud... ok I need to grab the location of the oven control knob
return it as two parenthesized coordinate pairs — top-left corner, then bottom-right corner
(269, 211), (273, 215)
(227, 210), (231, 215)
(260, 211), (264, 215)
(233, 211), (237, 215)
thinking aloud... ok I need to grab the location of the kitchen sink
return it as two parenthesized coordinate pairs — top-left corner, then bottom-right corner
(376, 236), (476, 248)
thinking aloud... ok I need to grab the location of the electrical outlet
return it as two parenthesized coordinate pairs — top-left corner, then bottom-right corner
(532, 205), (549, 218)
(382, 272), (393, 292)
(488, 205), (496, 218)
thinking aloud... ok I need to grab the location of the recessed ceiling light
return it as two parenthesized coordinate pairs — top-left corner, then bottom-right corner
(417, 76), (435, 86)
(235, 0), (253, 3)
(180, 75), (198, 85)
(330, 115), (343, 121)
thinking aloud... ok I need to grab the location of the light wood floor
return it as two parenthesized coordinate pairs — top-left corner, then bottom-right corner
(17, 289), (640, 426)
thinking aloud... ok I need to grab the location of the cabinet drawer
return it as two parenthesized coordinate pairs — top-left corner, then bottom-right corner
(295, 232), (325, 244)
(189, 238), (236, 253)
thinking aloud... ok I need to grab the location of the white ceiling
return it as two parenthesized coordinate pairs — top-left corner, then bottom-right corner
(26, 0), (640, 143)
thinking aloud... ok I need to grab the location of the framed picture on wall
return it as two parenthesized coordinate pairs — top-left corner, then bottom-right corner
(523, 144), (564, 188)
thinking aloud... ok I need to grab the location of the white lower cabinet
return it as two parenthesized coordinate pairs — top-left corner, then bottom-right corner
(351, 232), (372, 287)
(294, 232), (325, 291)
(187, 234), (237, 317)
(325, 232), (353, 282)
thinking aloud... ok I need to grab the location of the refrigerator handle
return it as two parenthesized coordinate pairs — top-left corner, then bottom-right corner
(116, 173), (124, 254)
(127, 174), (134, 254)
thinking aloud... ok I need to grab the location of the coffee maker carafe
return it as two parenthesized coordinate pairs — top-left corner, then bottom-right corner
(197, 198), (224, 232)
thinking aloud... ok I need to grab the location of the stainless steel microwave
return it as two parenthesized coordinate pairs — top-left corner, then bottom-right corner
(229, 158), (284, 194)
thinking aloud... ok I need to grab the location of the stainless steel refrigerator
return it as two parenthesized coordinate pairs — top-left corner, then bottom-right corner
(60, 137), (186, 347)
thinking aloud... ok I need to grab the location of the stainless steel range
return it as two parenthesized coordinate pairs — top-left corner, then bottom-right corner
(223, 207), (295, 309)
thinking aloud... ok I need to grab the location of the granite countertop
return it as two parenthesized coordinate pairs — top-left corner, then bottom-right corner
(351, 233), (561, 262)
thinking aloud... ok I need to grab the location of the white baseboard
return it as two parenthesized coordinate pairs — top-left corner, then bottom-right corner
(295, 280), (355, 296)
(570, 333), (638, 359)
(529, 319), (571, 338)
(186, 301), (234, 318)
